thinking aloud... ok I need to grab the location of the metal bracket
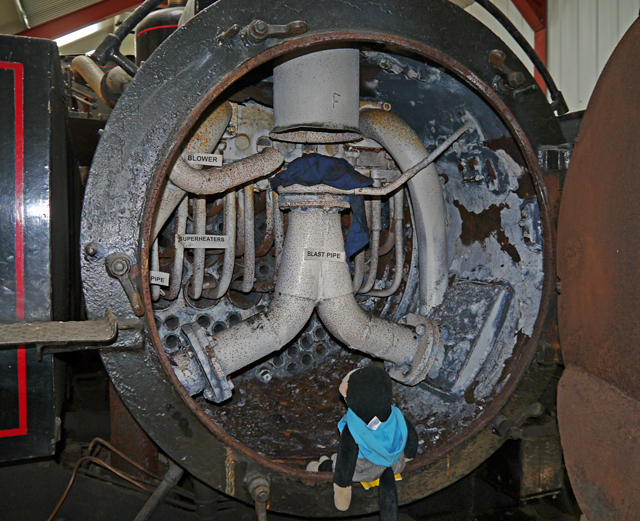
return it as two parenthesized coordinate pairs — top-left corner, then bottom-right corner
(489, 49), (526, 93)
(0, 310), (144, 355)
(242, 19), (307, 44)
(182, 323), (234, 402)
(106, 253), (145, 317)
(386, 314), (441, 386)
(0, 309), (117, 348)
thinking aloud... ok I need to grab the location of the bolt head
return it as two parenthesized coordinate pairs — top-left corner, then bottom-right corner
(254, 20), (268, 34)
(111, 259), (127, 275)
(85, 242), (99, 256)
(415, 324), (426, 336)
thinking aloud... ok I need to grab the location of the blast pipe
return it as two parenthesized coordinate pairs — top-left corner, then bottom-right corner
(196, 207), (438, 394)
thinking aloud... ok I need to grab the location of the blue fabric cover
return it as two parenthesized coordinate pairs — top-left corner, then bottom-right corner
(338, 406), (408, 467)
(270, 153), (373, 257)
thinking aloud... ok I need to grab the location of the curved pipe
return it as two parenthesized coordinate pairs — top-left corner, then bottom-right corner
(209, 192), (236, 299)
(359, 108), (449, 313)
(152, 181), (186, 242)
(164, 197), (188, 301)
(170, 147), (284, 195)
(352, 251), (365, 293)
(185, 102), (232, 157)
(255, 187), (275, 257)
(190, 195), (207, 299)
(317, 294), (417, 366)
(152, 103), (232, 243)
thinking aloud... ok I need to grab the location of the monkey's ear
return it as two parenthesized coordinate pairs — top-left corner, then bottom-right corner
(339, 369), (359, 398)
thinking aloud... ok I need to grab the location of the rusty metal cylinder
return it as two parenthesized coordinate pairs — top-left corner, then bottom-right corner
(271, 48), (361, 143)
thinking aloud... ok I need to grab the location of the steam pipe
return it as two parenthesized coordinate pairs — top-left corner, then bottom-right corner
(170, 148), (284, 196)
(152, 181), (186, 242)
(164, 197), (188, 300)
(379, 196), (395, 256)
(359, 109), (450, 313)
(190, 195), (206, 299)
(151, 238), (161, 301)
(209, 191), (236, 299)
(273, 192), (284, 272)
(359, 194), (381, 294)
(242, 184), (256, 293)
(352, 251), (365, 293)
(367, 190), (404, 297)
(255, 187), (275, 257)
(236, 189), (245, 257)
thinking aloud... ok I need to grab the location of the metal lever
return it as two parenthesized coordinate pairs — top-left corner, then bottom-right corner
(491, 402), (545, 440)
(243, 19), (307, 44)
(105, 253), (145, 317)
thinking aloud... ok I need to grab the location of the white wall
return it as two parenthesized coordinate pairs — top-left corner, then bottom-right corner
(463, 0), (640, 113)
(547, 0), (640, 111)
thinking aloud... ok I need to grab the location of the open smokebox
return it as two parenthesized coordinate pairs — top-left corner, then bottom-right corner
(80, 3), (561, 516)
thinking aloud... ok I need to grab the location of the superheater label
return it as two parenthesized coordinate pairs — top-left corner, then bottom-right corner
(179, 234), (230, 248)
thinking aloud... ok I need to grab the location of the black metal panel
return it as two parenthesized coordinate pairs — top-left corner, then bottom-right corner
(0, 34), (76, 462)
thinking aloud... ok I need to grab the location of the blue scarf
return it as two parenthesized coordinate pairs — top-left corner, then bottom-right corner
(338, 406), (408, 467)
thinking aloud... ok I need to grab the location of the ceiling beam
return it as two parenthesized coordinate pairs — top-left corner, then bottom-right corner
(511, 0), (546, 32)
(17, 0), (142, 40)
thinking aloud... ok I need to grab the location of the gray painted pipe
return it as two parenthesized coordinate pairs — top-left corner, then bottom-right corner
(359, 108), (449, 313)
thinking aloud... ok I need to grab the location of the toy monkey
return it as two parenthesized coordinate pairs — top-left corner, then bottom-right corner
(307, 366), (418, 521)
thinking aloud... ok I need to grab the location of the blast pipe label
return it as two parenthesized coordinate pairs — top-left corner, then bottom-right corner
(303, 249), (346, 262)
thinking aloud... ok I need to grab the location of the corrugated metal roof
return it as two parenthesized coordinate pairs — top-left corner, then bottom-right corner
(22, 0), (103, 29)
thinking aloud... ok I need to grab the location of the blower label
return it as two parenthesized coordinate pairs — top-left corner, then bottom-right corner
(150, 271), (170, 286)
(178, 234), (230, 248)
(185, 152), (223, 167)
(304, 249), (346, 262)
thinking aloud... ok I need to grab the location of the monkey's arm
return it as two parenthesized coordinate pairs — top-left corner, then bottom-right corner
(404, 416), (419, 460)
(333, 425), (358, 511)
(333, 425), (358, 487)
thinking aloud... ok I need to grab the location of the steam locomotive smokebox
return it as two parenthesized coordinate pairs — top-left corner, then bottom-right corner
(0, 35), (77, 462)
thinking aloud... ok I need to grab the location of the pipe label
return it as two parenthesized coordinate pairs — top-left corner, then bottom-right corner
(304, 249), (346, 262)
(185, 152), (223, 167)
(150, 271), (170, 286)
(179, 235), (230, 248)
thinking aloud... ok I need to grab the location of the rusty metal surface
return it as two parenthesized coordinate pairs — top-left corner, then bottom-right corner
(557, 18), (640, 403)
(556, 19), (640, 520)
(558, 367), (640, 521)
